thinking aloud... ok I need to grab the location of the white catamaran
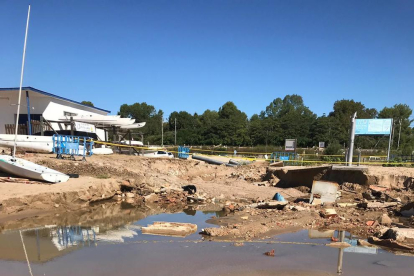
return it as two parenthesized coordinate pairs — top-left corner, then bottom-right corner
(0, 5), (69, 183)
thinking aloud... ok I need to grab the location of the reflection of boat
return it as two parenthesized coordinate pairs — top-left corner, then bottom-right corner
(0, 155), (69, 183)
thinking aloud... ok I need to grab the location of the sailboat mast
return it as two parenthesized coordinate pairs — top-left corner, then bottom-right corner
(13, 5), (31, 158)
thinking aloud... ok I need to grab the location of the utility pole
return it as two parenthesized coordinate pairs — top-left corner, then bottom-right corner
(347, 112), (357, 166)
(161, 115), (163, 146)
(397, 119), (402, 150)
(174, 118), (177, 145)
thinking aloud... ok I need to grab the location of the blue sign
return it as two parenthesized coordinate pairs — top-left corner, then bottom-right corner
(355, 119), (392, 135)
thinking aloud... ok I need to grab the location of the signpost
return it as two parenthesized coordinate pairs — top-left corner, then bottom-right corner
(348, 117), (393, 166)
(285, 139), (297, 152)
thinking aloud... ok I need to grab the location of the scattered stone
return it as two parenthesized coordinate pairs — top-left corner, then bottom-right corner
(320, 209), (337, 218)
(233, 242), (244, 247)
(380, 214), (392, 226)
(54, 204), (59, 208)
(241, 216), (249, 220)
(126, 192), (135, 198)
(144, 193), (158, 203)
(264, 249), (275, 256)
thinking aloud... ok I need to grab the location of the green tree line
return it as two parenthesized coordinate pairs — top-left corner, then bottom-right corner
(118, 95), (414, 155)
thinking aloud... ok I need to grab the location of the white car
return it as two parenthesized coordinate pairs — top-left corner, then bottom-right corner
(143, 151), (174, 158)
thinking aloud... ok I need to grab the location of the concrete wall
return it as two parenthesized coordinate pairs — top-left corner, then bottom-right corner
(0, 89), (109, 140)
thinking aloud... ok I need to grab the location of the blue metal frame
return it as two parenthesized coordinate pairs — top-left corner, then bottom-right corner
(53, 134), (94, 161)
(178, 146), (190, 159)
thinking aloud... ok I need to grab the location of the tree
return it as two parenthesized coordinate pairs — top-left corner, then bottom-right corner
(328, 100), (377, 145)
(81, 101), (94, 107)
(216, 102), (249, 146)
(118, 102), (163, 140)
(378, 104), (414, 154)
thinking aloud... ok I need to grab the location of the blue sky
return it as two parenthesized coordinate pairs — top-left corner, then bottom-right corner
(0, 0), (413, 119)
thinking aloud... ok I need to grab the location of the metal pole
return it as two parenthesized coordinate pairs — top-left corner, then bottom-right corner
(26, 91), (32, 135)
(40, 116), (44, 136)
(397, 119), (402, 150)
(70, 117), (74, 136)
(337, 230), (345, 275)
(347, 112), (357, 166)
(13, 5), (31, 159)
(174, 118), (177, 145)
(387, 119), (393, 162)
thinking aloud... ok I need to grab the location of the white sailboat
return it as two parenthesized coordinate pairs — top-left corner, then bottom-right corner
(0, 5), (69, 183)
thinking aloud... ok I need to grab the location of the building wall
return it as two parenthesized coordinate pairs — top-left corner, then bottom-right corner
(0, 89), (108, 140)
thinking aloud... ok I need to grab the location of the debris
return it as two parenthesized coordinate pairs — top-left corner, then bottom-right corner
(144, 193), (158, 203)
(357, 239), (377, 247)
(320, 208), (337, 218)
(264, 249), (275, 256)
(361, 202), (399, 209)
(400, 202), (414, 217)
(379, 213), (392, 226)
(272, 193), (285, 201)
(311, 198), (322, 206)
(368, 237), (414, 252)
(292, 206), (308, 212)
(326, 242), (351, 248)
(308, 230), (335, 239)
(253, 201), (288, 210)
(126, 192), (135, 198)
(310, 180), (339, 204)
(337, 203), (358, 208)
(187, 195), (206, 203)
(233, 242), (244, 247)
(182, 185), (197, 195)
(241, 216), (249, 220)
(366, 220), (378, 227)
(387, 228), (414, 242)
(331, 237), (339, 242)
(369, 185), (389, 192)
(142, 222), (197, 237)
(269, 161), (283, 167)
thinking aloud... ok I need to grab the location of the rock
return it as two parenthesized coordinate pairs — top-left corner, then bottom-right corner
(241, 216), (249, 220)
(54, 204), (59, 208)
(144, 193), (158, 203)
(292, 206), (307, 211)
(116, 190), (122, 195)
(320, 209), (337, 218)
(126, 192), (135, 198)
(380, 214), (392, 226)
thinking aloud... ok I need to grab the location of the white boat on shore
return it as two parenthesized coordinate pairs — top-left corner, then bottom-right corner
(0, 155), (69, 183)
(0, 134), (53, 153)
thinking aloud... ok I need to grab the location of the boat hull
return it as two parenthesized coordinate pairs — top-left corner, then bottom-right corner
(0, 155), (69, 183)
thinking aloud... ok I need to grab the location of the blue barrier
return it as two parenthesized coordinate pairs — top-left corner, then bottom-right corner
(53, 135), (93, 161)
(178, 146), (190, 159)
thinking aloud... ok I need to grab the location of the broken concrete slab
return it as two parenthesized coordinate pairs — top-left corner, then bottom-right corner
(361, 202), (399, 209)
(320, 208), (338, 218)
(310, 180), (339, 204)
(142, 222), (197, 237)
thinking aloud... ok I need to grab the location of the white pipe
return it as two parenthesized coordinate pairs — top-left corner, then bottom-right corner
(13, 5), (31, 159)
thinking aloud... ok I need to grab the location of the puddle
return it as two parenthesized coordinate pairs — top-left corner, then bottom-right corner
(0, 207), (413, 276)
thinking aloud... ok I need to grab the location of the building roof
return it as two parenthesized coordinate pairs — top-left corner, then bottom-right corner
(0, 86), (110, 113)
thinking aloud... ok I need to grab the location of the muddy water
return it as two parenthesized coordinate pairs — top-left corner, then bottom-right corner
(0, 207), (412, 276)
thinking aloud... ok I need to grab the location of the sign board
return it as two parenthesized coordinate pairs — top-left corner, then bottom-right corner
(74, 122), (96, 133)
(319, 142), (325, 148)
(285, 139), (296, 151)
(355, 119), (392, 135)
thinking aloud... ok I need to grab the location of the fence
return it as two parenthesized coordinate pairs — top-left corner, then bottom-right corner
(5, 120), (52, 135)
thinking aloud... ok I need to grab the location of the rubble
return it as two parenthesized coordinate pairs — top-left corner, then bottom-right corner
(142, 222), (197, 237)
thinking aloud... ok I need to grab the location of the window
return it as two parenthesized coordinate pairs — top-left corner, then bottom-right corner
(64, 111), (77, 116)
